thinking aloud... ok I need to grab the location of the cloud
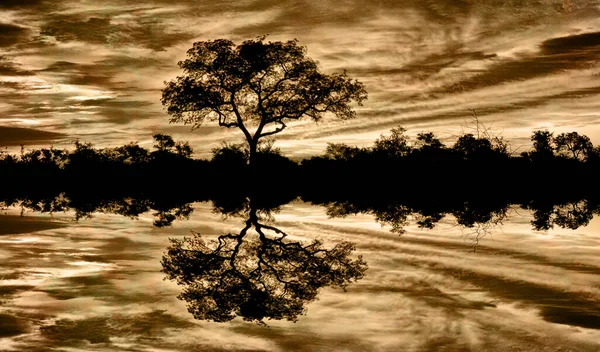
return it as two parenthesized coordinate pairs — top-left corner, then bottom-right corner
(41, 17), (112, 45)
(0, 56), (34, 76)
(0, 126), (66, 146)
(40, 316), (111, 344)
(227, 0), (578, 38)
(0, 215), (67, 236)
(0, 285), (36, 297)
(0, 0), (47, 9)
(73, 98), (156, 124)
(40, 14), (196, 51)
(98, 55), (166, 70)
(41, 60), (117, 88)
(0, 23), (29, 47)
(40, 56), (166, 90)
(348, 49), (498, 82)
(6, 60), (163, 125)
(541, 31), (600, 55)
(0, 314), (30, 338)
(439, 31), (600, 94)
(39, 310), (197, 347)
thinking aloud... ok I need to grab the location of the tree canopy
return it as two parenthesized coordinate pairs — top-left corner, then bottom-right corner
(161, 37), (367, 163)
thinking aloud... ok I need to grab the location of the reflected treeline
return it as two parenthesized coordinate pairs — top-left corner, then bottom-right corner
(525, 199), (597, 231)
(318, 198), (511, 234)
(0, 187), (298, 228)
(311, 197), (600, 235)
(0, 190), (198, 228)
(161, 196), (367, 324)
(3, 188), (599, 233)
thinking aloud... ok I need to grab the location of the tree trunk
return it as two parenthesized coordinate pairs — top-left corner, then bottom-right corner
(248, 139), (258, 167)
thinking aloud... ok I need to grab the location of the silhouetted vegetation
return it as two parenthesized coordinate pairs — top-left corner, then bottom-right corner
(2, 187), (598, 236)
(0, 133), (205, 196)
(301, 126), (600, 201)
(4, 124), (600, 196)
(161, 196), (367, 324)
(313, 197), (600, 243)
(3, 126), (600, 232)
(161, 37), (367, 166)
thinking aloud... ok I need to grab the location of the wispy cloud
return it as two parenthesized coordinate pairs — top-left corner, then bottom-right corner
(40, 14), (195, 51)
(0, 126), (65, 146)
(0, 23), (29, 47)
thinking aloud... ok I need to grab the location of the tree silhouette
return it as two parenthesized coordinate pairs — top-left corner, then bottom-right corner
(161, 197), (367, 324)
(372, 127), (410, 159)
(161, 37), (367, 165)
(525, 200), (596, 231)
(554, 132), (593, 161)
(530, 130), (555, 160)
(151, 133), (193, 158)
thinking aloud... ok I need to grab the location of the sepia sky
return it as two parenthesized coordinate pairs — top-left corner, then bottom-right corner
(1, 0), (600, 157)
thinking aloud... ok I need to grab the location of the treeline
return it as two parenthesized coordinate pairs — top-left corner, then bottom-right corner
(302, 127), (600, 200)
(2, 127), (600, 200)
(0, 134), (202, 195)
(0, 133), (301, 197)
(2, 127), (599, 235)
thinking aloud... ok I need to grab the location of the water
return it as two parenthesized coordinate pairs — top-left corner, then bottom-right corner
(1, 201), (600, 351)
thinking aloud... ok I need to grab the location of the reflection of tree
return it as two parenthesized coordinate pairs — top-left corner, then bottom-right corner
(320, 198), (513, 251)
(161, 199), (367, 324)
(0, 192), (195, 228)
(326, 201), (412, 234)
(554, 201), (593, 229)
(525, 200), (596, 231)
(322, 198), (511, 236)
(321, 196), (600, 241)
(3, 190), (599, 234)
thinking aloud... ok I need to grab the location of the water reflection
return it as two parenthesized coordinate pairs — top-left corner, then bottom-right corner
(1, 192), (195, 228)
(3, 192), (599, 233)
(1, 191), (600, 350)
(316, 198), (599, 235)
(161, 197), (368, 324)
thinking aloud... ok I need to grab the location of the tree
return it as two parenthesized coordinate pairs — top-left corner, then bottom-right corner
(162, 37), (367, 165)
(452, 134), (492, 160)
(324, 143), (365, 161)
(152, 133), (193, 158)
(415, 132), (443, 150)
(112, 143), (150, 165)
(554, 131), (593, 161)
(372, 127), (410, 159)
(153, 133), (176, 152)
(530, 130), (555, 161)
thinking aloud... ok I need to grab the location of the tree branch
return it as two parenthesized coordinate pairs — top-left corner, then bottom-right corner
(259, 120), (287, 138)
(230, 92), (253, 144)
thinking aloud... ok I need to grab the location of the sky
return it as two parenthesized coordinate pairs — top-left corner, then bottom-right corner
(1, 0), (600, 158)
